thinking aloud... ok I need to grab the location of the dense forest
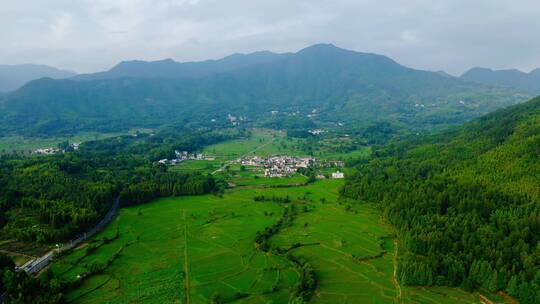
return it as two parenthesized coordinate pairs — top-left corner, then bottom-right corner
(0, 126), (243, 245)
(342, 96), (540, 303)
(1, 253), (64, 303)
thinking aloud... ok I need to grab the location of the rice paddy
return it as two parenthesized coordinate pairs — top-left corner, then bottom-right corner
(51, 132), (491, 303)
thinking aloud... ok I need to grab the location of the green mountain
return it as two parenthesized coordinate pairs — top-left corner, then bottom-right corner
(73, 51), (287, 80)
(461, 67), (540, 94)
(0, 64), (76, 93)
(0, 44), (529, 136)
(342, 96), (540, 302)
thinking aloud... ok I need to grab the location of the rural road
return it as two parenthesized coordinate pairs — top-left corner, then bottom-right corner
(16, 198), (119, 275)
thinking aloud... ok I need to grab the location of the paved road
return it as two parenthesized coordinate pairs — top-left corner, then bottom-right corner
(19, 198), (120, 275)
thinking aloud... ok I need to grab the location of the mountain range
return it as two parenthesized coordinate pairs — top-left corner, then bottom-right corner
(461, 67), (540, 93)
(0, 64), (76, 93)
(0, 44), (530, 136)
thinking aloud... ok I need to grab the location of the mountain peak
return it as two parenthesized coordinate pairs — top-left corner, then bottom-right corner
(297, 43), (342, 54)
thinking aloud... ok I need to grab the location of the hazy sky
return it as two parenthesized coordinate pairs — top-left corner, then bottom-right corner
(2, 0), (540, 75)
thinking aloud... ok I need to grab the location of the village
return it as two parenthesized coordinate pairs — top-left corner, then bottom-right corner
(239, 155), (344, 179)
(33, 142), (81, 155)
(157, 150), (215, 165)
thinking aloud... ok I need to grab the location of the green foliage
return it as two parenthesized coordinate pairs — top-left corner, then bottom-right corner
(0, 254), (65, 303)
(0, 45), (528, 136)
(0, 126), (233, 244)
(342, 96), (540, 303)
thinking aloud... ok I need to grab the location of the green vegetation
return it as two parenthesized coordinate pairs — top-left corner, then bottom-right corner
(343, 96), (540, 303)
(0, 253), (64, 303)
(52, 180), (395, 303)
(2, 94), (533, 304)
(0, 126), (239, 249)
(202, 129), (305, 161)
(0, 44), (528, 137)
(0, 129), (151, 155)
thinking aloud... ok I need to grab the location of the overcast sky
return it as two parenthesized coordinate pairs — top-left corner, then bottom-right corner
(2, 0), (540, 75)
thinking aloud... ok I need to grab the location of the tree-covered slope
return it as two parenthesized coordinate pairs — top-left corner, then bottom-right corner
(342, 96), (540, 303)
(461, 67), (540, 94)
(0, 44), (529, 136)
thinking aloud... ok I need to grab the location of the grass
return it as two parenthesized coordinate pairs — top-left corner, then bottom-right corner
(53, 184), (298, 303)
(200, 129), (370, 162)
(52, 175), (501, 304)
(169, 159), (222, 175)
(403, 286), (481, 303)
(0, 129), (152, 155)
(54, 180), (399, 303)
(202, 129), (306, 162)
(49, 132), (497, 303)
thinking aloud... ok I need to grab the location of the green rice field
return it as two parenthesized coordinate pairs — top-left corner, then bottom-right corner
(50, 133), (494, 304)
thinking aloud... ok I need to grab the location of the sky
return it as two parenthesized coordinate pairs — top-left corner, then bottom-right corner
(1, 0), (540, 75)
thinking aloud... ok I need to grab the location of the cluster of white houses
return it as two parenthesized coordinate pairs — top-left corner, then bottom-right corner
(158, 150), (215, 165)
(240, 155), (314, 178)
(33, 142), (80, 155)
(239, 155), (344, 179)
(34, 147), (61, 155)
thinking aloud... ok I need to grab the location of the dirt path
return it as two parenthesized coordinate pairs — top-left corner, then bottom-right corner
(0, 249), (37, 259)
(392, 239), (403, 303)
(183, 210), (191, 304)
(211, 137), (277, 175)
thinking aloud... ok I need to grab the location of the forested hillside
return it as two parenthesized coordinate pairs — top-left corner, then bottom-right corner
(0, 126), (241, 245)
(342, 96), (540, 303)
(0, 44), (528, 136)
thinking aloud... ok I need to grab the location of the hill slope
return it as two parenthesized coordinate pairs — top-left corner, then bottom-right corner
(0, 64), (75, 92)
(461, 67), (540, 93)
(342, 96), (540, 303)
(0, 44), (529, 136)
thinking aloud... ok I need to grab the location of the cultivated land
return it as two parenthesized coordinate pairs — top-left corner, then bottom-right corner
(50, 132), (496, 303)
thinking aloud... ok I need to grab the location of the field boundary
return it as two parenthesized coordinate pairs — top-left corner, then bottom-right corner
(393, 239), (403, 303)
(183, 210), (191, 304)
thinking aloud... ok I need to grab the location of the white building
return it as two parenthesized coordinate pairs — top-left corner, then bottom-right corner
(332, 171), (345, 179)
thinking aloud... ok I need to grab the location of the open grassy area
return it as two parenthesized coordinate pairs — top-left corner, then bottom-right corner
(202, 129), (306, 162)
(52, 180), (397, 303)
(200, 129), (370, 163)
(52, 175), (498, 304)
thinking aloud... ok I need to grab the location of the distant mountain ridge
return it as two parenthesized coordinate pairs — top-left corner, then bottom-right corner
(461, 67), (540, 93)
(0, 44), (530, 136)
(73, 51), (287, 80)
(0, 64), (76, 92)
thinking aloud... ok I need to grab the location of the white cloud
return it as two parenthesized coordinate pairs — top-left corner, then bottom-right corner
(49, 13), (73, 41)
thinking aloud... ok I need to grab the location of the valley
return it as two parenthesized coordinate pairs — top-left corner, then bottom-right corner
(42, 131), (504, 304)
(0, 38), (537, 304)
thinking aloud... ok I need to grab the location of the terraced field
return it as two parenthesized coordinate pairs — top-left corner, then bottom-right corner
(50, 133), (494, 304)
